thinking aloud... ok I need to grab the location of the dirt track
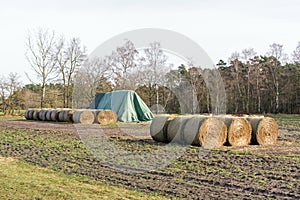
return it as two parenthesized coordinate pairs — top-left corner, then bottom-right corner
(0, 119), (299, 199)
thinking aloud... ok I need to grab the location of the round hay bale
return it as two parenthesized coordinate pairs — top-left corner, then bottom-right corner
(50, 109), (60, 121)
(248, 117), (278, 145)
(72, 110), (94, 124)
(199, 117), (227, 148)
(167, 116), (190, 144)
(58, 109), (74, 122)
(90, 109), (100, 123)
(150, 115), (175, 143)
(183, 116), (208, 146)
(94, 110), (117, 125)
(38, 109), (48, 121)
(45, 109), (54, 121)
(226, 117), (252, 146)
(58, 109), (71, 122)
(28, 109), (35, 120)
(24, 110), (29, 119)
(32, 109), (41, 120)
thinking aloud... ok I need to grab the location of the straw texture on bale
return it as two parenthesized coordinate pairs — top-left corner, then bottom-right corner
(72, 110), (94, 124)
(199, 117), (227, 148)
(94, 110), (117, 125)
(150, 115), (175, 143)
(183, 116), (207, 146)
(226, 117), (252, 146)
(167, 116), (190, 144)
(248, 117), (278, 145)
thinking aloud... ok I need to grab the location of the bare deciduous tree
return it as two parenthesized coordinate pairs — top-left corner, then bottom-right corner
(267, 43), (284, 113)
(241, 48), (257, 113)
(142, 42), (168, 113)
(0, 76), (7, 112)
(73, 57), (111, 108)
(25, 28), (58, 108)
(292, 41), (300, 64)
(110, 40), (138, 89)
(0, 73), (22, 114)
(229, 52), (243, 112)
(56, 37), (86, 108)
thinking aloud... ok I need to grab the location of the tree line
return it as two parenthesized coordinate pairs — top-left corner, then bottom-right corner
(0, 28), (299, 114)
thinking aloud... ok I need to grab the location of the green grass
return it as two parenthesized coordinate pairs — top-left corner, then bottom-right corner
(0, 115), (25, 121)
(269, 114), (300, 130)
(0, 157), (168, 200)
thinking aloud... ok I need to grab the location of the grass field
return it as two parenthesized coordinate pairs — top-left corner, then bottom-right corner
(0, 157), (167, 200)
(0, 114), (299, 199)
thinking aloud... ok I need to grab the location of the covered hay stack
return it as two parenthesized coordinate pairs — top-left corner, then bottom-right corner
(248, 117), (278, 145)
(223, 116), (252, 146)
(72, 110), (94, 124)
(183, 116), (207, 146)
(167, 116), (190, 144)
(150, 115), (175, 143)
(199, 117), (227, 148)
(94, 110), (117, 125)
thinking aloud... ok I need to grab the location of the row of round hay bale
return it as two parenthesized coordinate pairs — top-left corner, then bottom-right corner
(25, 108), (54, 121)
(248, 116), (278, 145)
(150, 114), (278, 147)
(24, 108), (117, 125)
(150, 115), (227, 148)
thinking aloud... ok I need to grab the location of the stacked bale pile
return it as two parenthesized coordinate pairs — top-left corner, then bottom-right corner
(24, 108), (117, 125)
(150, 115), (278, 148)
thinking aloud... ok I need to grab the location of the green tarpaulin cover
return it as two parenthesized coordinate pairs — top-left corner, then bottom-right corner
(89, 90), (154, 122)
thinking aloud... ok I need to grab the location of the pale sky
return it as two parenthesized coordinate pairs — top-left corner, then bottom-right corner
(0, 0), (300, 84)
